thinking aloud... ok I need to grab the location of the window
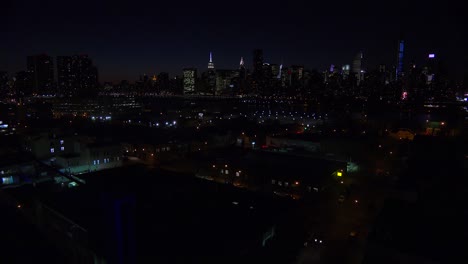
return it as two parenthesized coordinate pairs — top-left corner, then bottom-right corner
(60, 140), (64, 145)
(50, 148), (55, 153)
(97, 160), (100, 165)
(93, 160), (97, 165)
(272, 179), (276, 184)
(285, 182), (289, 187)
(60, 146), (65, 151)
(225, 170), (229, 175)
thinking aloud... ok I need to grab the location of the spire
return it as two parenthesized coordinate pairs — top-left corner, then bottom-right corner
(208, 52), (215, 69)
(240, 57), (244, 67)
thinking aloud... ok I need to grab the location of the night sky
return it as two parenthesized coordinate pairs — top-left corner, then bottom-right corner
(2, 0), (465, 82)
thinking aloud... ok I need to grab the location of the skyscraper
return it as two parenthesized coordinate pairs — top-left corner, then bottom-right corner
(239, 57), (246, 79)
(57, 55), (98, 97)
(208, 52), (215, 69)
(182, 68), (197, 95)
(27, 54), (54, 94)
(205, 52), (216, 94)
(352, 51), (363, 84)
(396, 40), (404, 81)
(253, 49), (263, 77)
(238, 57), (247, 94)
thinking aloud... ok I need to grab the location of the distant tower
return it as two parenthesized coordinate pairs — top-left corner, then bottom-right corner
(208, 52), (215, 69)
(352, 51), (363, 84)
(277, 64), (283, 79)
(239, 57), (246, 80)
(238, 57), (247, 94)
(253, 49), (264, 77)
(396, 40), (404, 81)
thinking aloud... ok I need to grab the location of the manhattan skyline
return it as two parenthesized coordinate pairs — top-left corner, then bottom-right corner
(2, 0), (465, 82)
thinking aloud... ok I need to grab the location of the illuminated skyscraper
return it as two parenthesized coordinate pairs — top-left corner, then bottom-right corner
(27, 54), (54, 94)
(182, 68), (197, 94)
(206, 53), (216, 94)
(239, 57), (246, 79)
(208, 52), (215, 69)
(396, 40), (404, 80)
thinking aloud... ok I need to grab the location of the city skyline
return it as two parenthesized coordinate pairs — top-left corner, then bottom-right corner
(1, 0), (464, 82)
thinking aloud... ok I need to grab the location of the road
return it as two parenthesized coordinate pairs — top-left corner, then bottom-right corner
(295, 168), (391, 264)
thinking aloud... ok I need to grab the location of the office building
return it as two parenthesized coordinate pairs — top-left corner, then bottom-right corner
(14, 71), (33, 97)
(183, 68), (197, 94)
(27, 54), (54, 94)
(253, 49), (264, 77)
(396, 40), (404, 81)
(57, 55), (99, 97)
(215, 70), (239, 95)
(342, 64), (350, 78)
(352, 51), (364, 84)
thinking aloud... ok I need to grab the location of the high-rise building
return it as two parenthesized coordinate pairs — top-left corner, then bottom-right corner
(253, 49), (263, 77)
(238, 57), (247, 94)
(396, 40), (404, 81)
(342, 64), (350, 79)
(208, 52), (215, 69)
(27, 54), (54, 94)
(205, 52), (216, 94)
(157, 72), (169, 92)
(57, 55), (98, 97)
(215, 70), (239, 95)
(0, 72), (8, 97)
(182, 68), (197, 95)
(352, 51), (363, 84)
(13, 71), (33, 97)
(270, 64), (280, 79)
(291, 65), (304, 82)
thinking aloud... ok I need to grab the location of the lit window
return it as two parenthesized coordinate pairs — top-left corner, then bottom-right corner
(220, 169), (224, 174)
(285, 182), (289, 187)
(60, 146), (65, 151)
(97, 160), (100, 165)
(93, 160), (96, 165)
(60, 140), (64, 145)
(50, 148), (55, 153)
(225, 170), (229, 175)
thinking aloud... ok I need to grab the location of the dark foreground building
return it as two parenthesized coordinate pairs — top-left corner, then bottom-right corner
(3, 165), (303, 263)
